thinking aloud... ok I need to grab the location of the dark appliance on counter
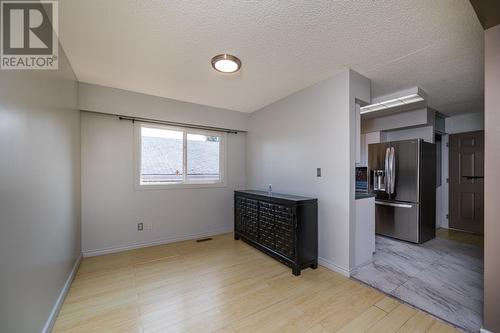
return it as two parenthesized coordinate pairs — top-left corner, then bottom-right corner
(234, 190), (318, 276)
(368, 139), (436, 243)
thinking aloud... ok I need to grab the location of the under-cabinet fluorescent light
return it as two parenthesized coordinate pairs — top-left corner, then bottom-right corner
(398, 94), (425, 104)
(379, 98), (405, 108)
(360, 93), (425, 114)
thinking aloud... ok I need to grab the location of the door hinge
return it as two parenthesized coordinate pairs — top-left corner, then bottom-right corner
(446, 178), (449, 183)
(446, 142), (449, 147)
(446, 214), (449, 219)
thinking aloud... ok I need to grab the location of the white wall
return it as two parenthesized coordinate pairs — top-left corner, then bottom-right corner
(246, 70), (369, 275)
(79, 82), (248, 131)
(361, 108), (430, 133)
(445, 112), (484, 134)
(383, 125), (434, 143)
(484, 23), (500, 333)
(80, 86), (248, 255)
(0, 47), (81, 332)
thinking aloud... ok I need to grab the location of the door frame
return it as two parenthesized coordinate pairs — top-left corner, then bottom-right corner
(435, 133), (449, 229)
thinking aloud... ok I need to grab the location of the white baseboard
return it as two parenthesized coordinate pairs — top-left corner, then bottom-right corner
(318, 257), (350, 277)
(480, 328), (494, 333)
(42, 253), (82, 333)
(82, 227), (233, 257)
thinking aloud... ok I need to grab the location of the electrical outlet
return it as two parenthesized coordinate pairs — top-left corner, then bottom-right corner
(146, 223), (153, 230)
(137, 222), (143, 231)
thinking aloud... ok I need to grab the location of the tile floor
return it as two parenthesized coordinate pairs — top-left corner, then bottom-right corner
(351, 234), (483, 333)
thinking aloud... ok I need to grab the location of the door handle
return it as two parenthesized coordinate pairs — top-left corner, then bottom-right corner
(375, 201), (413, 208)
(384, 148), (390, 194)
(389, 147), (395, 195)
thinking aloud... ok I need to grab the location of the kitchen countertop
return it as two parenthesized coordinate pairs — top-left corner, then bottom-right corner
(355, 192), (375, 200)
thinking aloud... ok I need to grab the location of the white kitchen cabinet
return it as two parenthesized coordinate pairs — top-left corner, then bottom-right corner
(353, 196), (375, 267)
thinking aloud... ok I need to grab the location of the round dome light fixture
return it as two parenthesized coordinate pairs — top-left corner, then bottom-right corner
(211, 54), (241, 73)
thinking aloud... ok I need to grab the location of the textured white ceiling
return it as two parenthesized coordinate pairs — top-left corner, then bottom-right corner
(59, 0), (484, 115)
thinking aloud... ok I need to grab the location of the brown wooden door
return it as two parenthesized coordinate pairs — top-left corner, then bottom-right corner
(449, 130), (484, 234)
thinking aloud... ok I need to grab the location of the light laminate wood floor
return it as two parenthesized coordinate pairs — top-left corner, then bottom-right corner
(53, 234), (460, 333)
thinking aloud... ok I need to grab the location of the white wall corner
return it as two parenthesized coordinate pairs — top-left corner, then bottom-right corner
(319, 257), (351, 277)
(42, 253), (82, 333)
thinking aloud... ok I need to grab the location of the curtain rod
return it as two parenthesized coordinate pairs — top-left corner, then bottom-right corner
(81, 109), (246, 134)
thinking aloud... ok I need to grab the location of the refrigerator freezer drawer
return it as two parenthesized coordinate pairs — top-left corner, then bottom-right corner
(375, 201), (419, 243)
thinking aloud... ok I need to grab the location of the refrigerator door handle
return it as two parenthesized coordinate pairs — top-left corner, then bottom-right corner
(390, 147), (396, 194)
(387, 148), (392, 195)
(375, 201), (413, 208)
(384, 147), (390, 194)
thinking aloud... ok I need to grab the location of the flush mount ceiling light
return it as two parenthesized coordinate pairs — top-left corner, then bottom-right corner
(360, 88), (426, 115)
(211, 54), (241, 73)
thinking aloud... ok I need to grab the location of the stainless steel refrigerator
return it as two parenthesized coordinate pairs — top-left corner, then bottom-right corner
(368, 139), (436, 243)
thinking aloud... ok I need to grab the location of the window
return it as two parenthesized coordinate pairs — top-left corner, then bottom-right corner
(187, 133), (221, 182)
(136, 123), (224, 188)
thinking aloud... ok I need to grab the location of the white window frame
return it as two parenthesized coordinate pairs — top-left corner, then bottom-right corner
(134, 122), (226, 190)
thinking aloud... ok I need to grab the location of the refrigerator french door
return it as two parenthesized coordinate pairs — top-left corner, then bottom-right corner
(368, 139), (436, 243)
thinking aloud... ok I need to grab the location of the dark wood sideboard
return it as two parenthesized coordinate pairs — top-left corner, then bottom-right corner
(234, 190), (318, 276)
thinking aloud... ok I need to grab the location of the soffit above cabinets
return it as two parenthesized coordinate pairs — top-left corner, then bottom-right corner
(361, 107), (433, 134)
